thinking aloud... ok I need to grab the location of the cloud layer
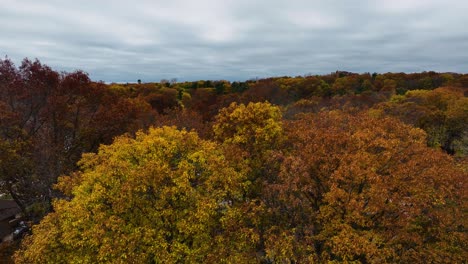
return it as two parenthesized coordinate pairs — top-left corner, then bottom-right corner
(1, 0), (467, 82)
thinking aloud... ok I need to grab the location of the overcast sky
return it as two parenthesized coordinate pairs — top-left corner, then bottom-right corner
(1, 0), (467, 82)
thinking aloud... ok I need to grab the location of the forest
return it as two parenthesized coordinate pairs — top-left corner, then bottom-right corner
(0, 58), (466, 263)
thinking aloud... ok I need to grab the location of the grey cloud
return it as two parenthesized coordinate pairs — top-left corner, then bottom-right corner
(1, 0), (467, 82)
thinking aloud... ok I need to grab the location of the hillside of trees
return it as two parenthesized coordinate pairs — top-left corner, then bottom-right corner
(1, 58), (467, 263)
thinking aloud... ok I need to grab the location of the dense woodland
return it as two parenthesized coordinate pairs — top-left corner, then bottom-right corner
(0, 58), (467, 263)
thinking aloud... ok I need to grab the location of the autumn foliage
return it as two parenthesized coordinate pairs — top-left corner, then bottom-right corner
(262, 112), (466, 262)
(16, 108), (467, 263)
(0, 58), (466, 263)
(15, 127), (248, 263)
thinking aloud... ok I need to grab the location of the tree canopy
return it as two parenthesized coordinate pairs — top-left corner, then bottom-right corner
(15, 111), (466, 263)
(15, 127), (248, 263)
(1, 58), (466, 263)
(260, 111), (466, 263)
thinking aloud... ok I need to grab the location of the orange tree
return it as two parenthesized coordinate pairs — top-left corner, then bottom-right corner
(261, 111), (466, 263)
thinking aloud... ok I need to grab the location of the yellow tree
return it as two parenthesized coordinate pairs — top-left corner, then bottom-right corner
(212, 100), (284, 202)
(212, 101), (286, 260)
(213, 101), (283, 153)
(15, 127), (249, 263)
(213, 101), (283, 174)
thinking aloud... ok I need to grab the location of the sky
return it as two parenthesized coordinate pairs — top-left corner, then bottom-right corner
(1, 0), (467, 82)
